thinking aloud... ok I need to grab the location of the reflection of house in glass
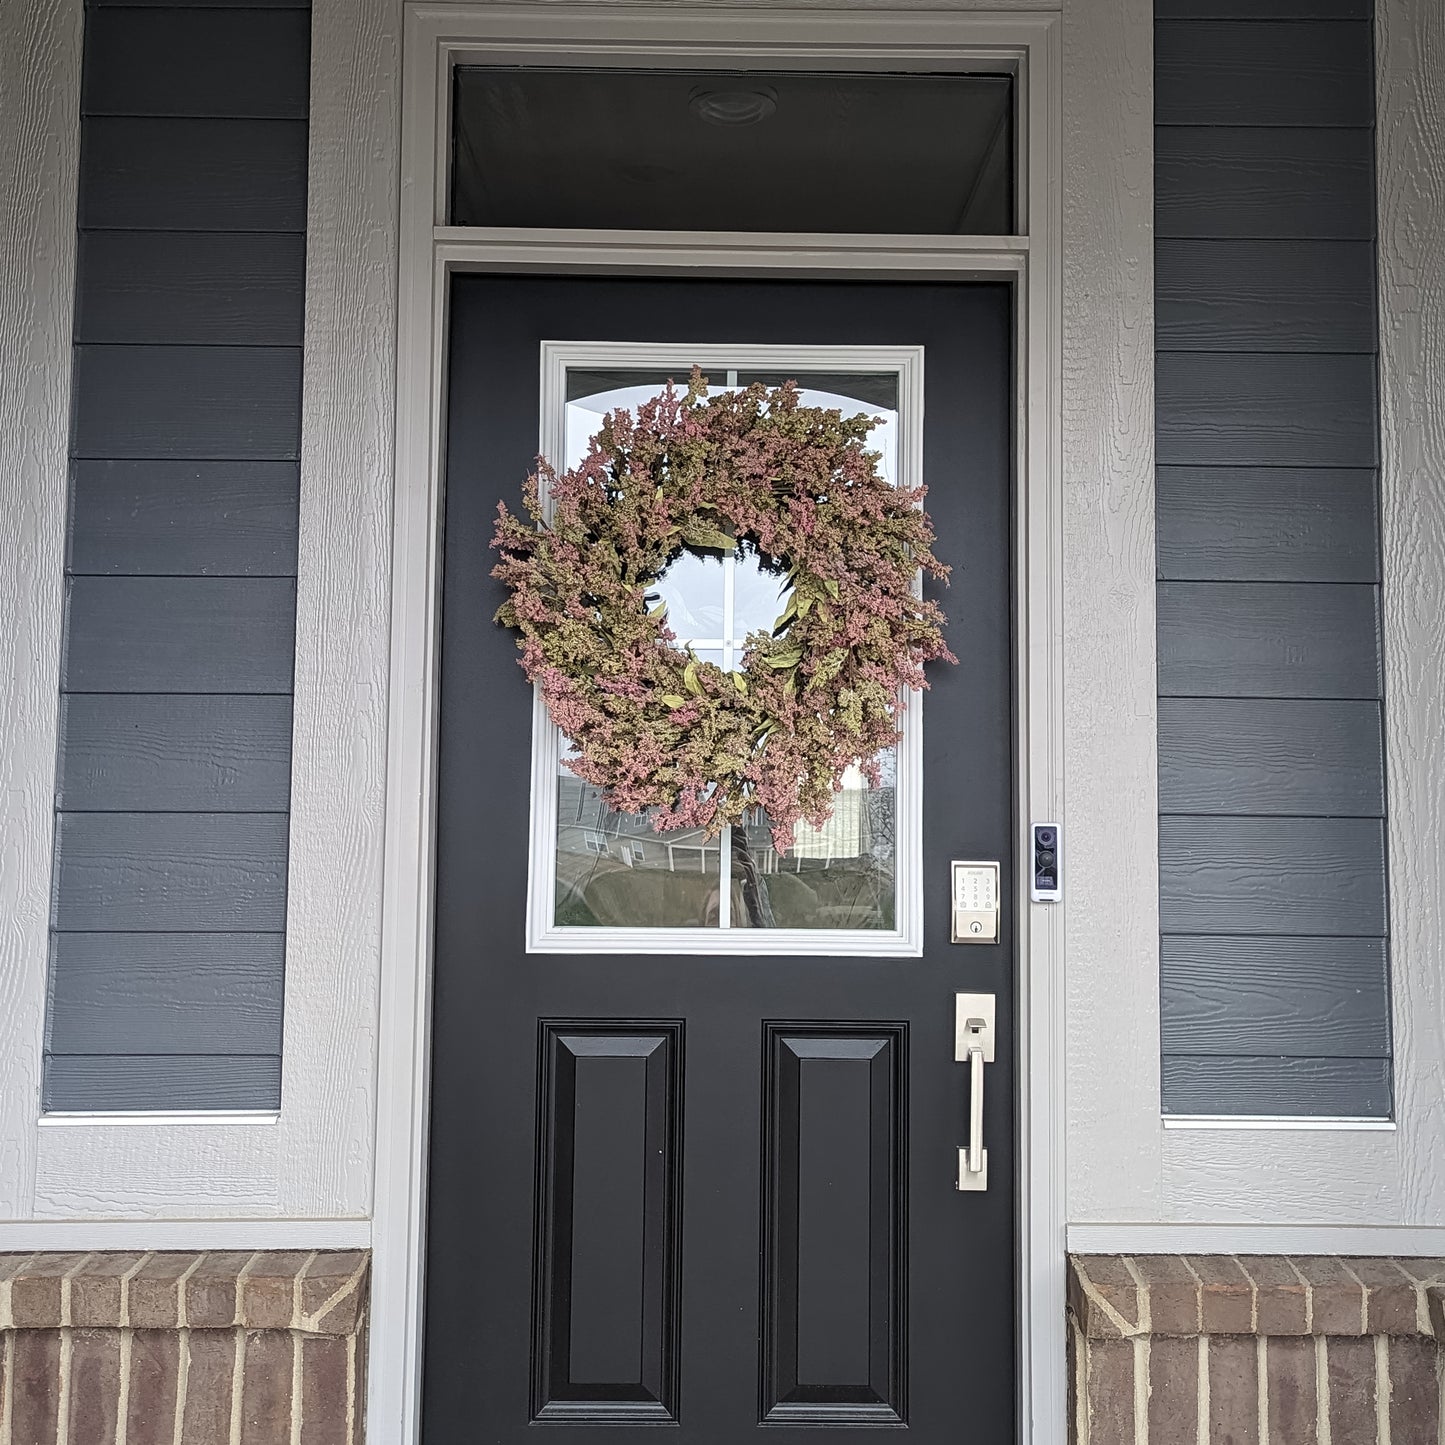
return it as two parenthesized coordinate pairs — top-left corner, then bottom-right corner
(555, 774), (896, 931)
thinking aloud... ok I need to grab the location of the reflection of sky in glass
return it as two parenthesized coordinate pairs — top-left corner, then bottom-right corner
(565, 376), (898, 658)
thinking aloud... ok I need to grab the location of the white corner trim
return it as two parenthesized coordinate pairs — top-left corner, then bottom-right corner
(0, 1218), (372, 1252)
(0, 0), (81, 1222)
(1067, 1222), (1445, 1260)
(1059, 0), (1164, 1228)
(371, 9), (1066, 1445)
(1375, 0), (1445, 1231)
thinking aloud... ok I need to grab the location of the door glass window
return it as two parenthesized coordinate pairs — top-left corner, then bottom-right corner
(535, 352), (922, 951)
(451, 68), (1016, 235)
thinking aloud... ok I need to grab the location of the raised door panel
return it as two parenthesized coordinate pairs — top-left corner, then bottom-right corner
(762, 1026), (905, 1425)
(532, 1024), (683, 1424)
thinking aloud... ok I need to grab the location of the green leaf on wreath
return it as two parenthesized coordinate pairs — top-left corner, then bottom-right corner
(683, 661), (703, 695)
(732, 671), (748, 694)
(680, 522), (734, 552)
(660, 694), (687, 708)
(764, 646), (804, 669)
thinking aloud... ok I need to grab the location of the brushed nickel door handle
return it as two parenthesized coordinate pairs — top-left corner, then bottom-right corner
(955, 992), (995, 1192)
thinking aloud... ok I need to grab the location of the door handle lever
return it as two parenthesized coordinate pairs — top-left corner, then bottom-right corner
(955, 993), (995, 1192)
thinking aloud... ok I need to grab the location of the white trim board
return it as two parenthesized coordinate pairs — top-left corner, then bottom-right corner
(372, 9), (1065, 1445)
(1063, 0), (1445, 1232)
(0, 0), (392, 1224)
(0, 1219), (372, 1252)
(1068, 1224), (1445, 1260)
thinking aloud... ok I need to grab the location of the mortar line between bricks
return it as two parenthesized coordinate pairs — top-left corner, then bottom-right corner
(1386, 1259), (1433, 1335)
(1177, 1255), (1207, 1335)
(2, 1329), (13, 1445)
(57, 1323), (72, 1445)
(1197, 1336), (1209, 1445)
(1317, 1337), (1332, 1445)
(1258, 1336), (1268, 1445)
(60, 1253), (92, 1330)
(176, 1257), (204, 1330)
(1338, 1259), (1370, 1334)
(1133, 1336), (1148, 1445)
(119, 1253), (151, 1331)
(1077, 1274), (1139, 1339)
(0, 1256), (33, 1333)
(347, 1328), (359, 1445)
(235, 1253), (262, 1326)
(1375, 1336), (1391, 1445)
(1074, 1321), (1090, 1445)
(117, 1327), (133, 1445)
(303, 1256), (369, 1335)
(1120, 1256), (1152, 1333)
(1236, 1255), (1261, 1334)
(1286, 1258), (1315, 1335)
(228, 1327), (245, 1445)
(172, 1328), (189, 1445)
(290, 1330), (303, 1445)
(291, 1251), (318, 1331)
(1436, 1336), (1444, 1445)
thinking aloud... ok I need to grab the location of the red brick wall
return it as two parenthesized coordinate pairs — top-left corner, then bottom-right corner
(0, 1251), (368, 1444)
(1068, 1255), (1445, 1444)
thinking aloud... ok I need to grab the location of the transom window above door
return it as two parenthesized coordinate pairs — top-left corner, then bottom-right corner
(450, 67), (1016, 234)
(526, 344), (926, 956)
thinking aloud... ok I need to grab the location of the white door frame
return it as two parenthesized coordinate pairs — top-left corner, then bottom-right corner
(371, 7), (1065, 1442)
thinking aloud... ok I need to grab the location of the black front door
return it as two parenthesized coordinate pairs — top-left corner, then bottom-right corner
(425, 276), (1015, 1445)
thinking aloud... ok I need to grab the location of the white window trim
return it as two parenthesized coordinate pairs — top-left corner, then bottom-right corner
(373, 7), (1065, 1445)
(528, 340), (925, 957)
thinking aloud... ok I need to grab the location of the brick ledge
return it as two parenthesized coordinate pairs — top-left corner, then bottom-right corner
(0, 1250), (369, 1335)
(1069, 1253), (1445, 1340)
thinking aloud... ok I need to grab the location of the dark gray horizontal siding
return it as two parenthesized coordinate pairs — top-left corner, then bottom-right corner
(69, 461), (300, 576)
(1155, 2), (1388, 1117)
(1156, 467), (1378, 582)
(72, 345), (303, 460)
(76, 233), (306, 346)
(1158, 698), (1384, 815)
(1156, 22), (1374, 127)
(58, 695), (294, 812)
(64, 577), (297, 693)
(53, 813), (291, 932)
(1159, 816), (1387, 936)
(92, 0), (306, 7)
(1155, 127), (1375, 239)
(1157, 582), (1380, 699)
(1160, 1057), (1392, 1118)
(83, 9), (311, 119)
(79, 118), (308, 231)
(1161, 936), (1390, 1056)
(46, 1), (309, 1114)
(1157, 1), (1368, 18)
(45, 1057), (283, 1114)
(1156, 241), (1376, 353)
(48, 934), (285, 1054)
(1157, 354), (1377, 467)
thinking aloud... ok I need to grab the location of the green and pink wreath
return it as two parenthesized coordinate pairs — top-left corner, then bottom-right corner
(491, 371), (955, 853)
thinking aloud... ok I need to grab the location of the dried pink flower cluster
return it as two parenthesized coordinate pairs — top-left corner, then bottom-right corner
(491, 372), (956, 852)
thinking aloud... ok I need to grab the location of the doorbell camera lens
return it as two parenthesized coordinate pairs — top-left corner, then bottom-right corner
(1030, 823), (1061, 902)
